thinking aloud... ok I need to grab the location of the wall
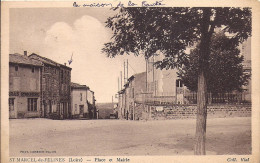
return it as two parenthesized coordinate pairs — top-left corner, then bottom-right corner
(136, 104), (251, 120)
(14, 97), (41, 118)
(9, 64), (41, 118)
(9, 64), (41, 92)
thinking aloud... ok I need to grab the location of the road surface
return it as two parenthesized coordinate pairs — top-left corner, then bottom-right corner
(9, 117), (251, 156)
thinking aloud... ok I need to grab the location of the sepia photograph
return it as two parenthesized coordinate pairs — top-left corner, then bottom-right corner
(1, 1), (260, 163)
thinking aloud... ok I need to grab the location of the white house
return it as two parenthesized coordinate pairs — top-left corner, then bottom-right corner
(71, 82), (88, 118)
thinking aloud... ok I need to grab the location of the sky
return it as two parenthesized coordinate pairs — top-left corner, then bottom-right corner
(9, 8), (146, 103)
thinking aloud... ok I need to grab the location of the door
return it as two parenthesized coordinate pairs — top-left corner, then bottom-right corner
(79, 105), (84, 117)
(63, 103), (67, 119)
(9, 98), (16, 118)
(43, 101), (47, 117)
(49, 100), (52, 114)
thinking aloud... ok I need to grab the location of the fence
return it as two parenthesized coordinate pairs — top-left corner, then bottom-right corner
(184, 92), (251, 104)
(135, 91), (251, 105)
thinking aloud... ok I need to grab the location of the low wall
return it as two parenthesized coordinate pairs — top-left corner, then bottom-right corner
(17, 111), (41, 118)
(136, 104), (251, 120)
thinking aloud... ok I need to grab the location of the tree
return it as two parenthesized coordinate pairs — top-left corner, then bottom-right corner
(178, 32), (251, 94)
(102, 7), (251, 155)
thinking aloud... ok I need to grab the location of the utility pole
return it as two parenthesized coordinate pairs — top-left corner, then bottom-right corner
(120, 71), (122, 90)
(127, 59), (128, 81)
(124, 61), (126, 84)
(118, 77), (120, 92)
(146, 58), (148, 92)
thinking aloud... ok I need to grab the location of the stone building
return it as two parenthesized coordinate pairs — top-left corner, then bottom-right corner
(59, 64), (72, 119)
(9, 52), (43, 118)
(29, 53), (72, 119)
(71, 82), (89, 118)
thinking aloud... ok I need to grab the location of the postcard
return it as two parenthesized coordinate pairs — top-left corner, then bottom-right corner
(1, 0), (260, 163)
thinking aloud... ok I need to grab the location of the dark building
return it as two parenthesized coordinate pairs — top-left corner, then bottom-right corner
(59, 64), (72, 119)
(29, 53), (72, 119)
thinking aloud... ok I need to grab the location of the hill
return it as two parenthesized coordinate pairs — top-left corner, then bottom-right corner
(96, 103), (116, 119)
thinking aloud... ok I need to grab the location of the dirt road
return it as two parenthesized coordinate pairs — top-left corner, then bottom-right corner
(9, 117), (251, 156)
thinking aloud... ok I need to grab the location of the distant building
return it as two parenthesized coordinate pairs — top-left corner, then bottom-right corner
(118, 89), (125, 119)
(119, 72), (146, 120)
(71, 82), (89, 118)
(9, 52), (43, 118)
(29, 53), (72, 119)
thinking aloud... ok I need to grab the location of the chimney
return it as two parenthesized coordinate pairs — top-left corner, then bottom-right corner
(24, 51), (27, 56)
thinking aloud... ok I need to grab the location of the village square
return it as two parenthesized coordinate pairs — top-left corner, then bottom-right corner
(7, 6), (253, 157)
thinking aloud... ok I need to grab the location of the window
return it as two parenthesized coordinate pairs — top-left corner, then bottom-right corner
(28, 98), (37, 111)
(15, 66), (18, 71)
(80, 93), (83, 101)
(9, 98), (15, 111)
(79, 105), (84, 114)
(32, 67), (35, 73)
(75, 104), (77, 111)
(176, 79), (183, 88)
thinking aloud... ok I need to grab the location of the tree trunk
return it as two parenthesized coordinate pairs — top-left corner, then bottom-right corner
(194, 70), (208, 155)
(194, 8), (212, 155)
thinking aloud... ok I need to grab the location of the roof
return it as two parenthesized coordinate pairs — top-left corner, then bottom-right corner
(29, 53), (72, 70)
(71, 82), (89, 89)
(127, 72), (146, 82)
(9, 53), (43, 67)
(29, 53), (59, 66)
(124, 72), (146, 87)
(134, 72), (146, 78)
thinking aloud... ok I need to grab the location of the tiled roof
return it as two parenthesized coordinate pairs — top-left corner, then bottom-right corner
(29, 53), (60, 67)
(9, 53), (43, 67)
(71, 82), (89, 89)
(29, 53), (72, 70)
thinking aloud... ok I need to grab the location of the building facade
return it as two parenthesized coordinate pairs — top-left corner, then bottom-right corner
(59, 64), (72, 119)
(146, 54), (189, 105)
(9, 53), (43, 118)
(71, 82), (89, 118)
(118, 72), (146, 120)
(29, 53), (72, 119)
(117, 38), (252, 120)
